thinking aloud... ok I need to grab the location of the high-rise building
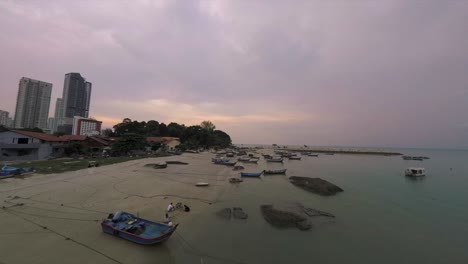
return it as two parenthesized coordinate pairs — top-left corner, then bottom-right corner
(72, 116), (102, 136)
(60, 73), (92, 133)
(0, 110), (9, 127)
(14, 77), (52, 129)
(48, 98), (63, 133)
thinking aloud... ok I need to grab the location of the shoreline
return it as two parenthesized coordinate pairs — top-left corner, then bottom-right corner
(0, 152), (228, 263)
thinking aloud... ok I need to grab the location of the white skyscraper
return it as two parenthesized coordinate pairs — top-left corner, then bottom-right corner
(14, 77), (52, 129)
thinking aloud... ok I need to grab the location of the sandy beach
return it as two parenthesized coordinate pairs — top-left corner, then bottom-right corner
(0, 152), (230, 264)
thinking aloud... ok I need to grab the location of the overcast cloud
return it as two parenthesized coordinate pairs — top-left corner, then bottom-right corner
(1, 0), (467, 148)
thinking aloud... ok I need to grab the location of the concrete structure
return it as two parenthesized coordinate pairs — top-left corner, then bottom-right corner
(6, 117), (14, 128)
(0, 130), (65, 161)
(0, 110), (9, 127)
(72, 116), (102, 136)
(14, 77), (52, 129)
(60, 73), (92, 134)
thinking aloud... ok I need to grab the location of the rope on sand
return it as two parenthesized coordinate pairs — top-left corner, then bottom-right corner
(2, 209), (124, 264)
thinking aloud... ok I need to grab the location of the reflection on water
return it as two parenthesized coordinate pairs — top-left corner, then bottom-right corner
(177, 149), (468, 264)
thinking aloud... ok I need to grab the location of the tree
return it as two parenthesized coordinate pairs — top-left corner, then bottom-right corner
(146, 120), (160, 136)
(101, 128), (114, 137)
(159, 123), (168, 136)
(111, 133), (147, 155)
(167, 122), (185, 137)
(200, 120), (216, 132)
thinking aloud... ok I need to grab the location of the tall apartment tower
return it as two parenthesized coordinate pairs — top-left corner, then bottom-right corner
(0, 110), (9, 127)
(48, 98), (64, 132)
(14, 77), (52, 129)
(60, 73), (92, 133)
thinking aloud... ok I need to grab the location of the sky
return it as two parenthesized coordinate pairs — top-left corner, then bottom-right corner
(0, 0), (467, 148)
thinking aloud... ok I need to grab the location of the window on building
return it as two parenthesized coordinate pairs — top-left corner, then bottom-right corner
(17, 138), (29, 144)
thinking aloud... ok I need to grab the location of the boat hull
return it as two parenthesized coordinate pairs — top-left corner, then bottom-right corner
(101, 213), (178, 245)
(240, 172), (263, 177)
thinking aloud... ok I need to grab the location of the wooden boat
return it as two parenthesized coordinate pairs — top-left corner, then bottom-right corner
(101, 211), (178, 245)
(213, 159), (236, 166)
(195, 182), (209, 187)
(307, 153), (319, 157)
(412, 157), (424, 161)
(405, 167), (425, 177)
(153, 162), (167, 169)
(237, 156), (250, 162)
(240, 171), (263, 177)
(229, 178), (243, 183)
(264, 169), (287, 175)
(402, 156), (412, 160)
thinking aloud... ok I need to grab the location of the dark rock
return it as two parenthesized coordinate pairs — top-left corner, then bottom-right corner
(289, 177), (343, 196)
(260, 204), (311, 230)
(216, 208), (232, 219)
(232, 207), (248, 219)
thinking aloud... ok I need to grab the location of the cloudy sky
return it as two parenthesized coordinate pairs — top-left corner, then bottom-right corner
(1, 0), (467, 148)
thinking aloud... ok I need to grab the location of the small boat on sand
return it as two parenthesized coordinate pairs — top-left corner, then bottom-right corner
(232, 165), (245, 171)
(266, 157), (283, 163)
(240, 171), (263, 177)
(101, 211), (178, 245)
(195, 182), (210, 187)
(264, 169), (287, 175)
(288, 156), (302, 160)
(405, 167), (426, 177)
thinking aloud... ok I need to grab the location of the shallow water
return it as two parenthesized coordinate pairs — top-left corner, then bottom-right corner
(175, 149), (468, 264)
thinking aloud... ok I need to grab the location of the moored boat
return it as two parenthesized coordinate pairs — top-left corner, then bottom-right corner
(266, 157), (283, 163)
(101, 211), (178, 245)
(240, 171), (263, 177)
(405, 167), (425, 177)
(195, 182), (209, 187)
(288, 156), (302, 160)
(307, 153), (319, 157)
(264, 169), (287, 175)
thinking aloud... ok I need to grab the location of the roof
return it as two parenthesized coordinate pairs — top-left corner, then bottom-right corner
(89, 136), (111, 146)
(146, 137), (180, 144)
(58, 135), (87, 141)
(12, 130), (62, 142)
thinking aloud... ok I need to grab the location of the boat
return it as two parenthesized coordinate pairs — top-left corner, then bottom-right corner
(101, 211), (179, 245)
(212, 159), (236, 166)
(237, 156), (251, 162)
(266, 157), (283, 163)
(240, 171), (263, 177)
(195, 182), (209, 187)
(288, 156), (302, 160)
(412, 157), (424, 161)
(1, 165), (35, 176)
(323, 152), (335, 155)
(229, 178), (243, 183)
(405, 167), (426, 177)
(0, 171), (15, 179)
(264, 169), (287, 175)
(402, 156), (412, 160)
(153, 162), (167, 169)
(307, 153), (319, 157)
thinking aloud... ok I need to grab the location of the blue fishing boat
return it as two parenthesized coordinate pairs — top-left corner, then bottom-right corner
(1, 165), (35, 177)
(101, 211), (179, 245)
(240, 171), (264, 177)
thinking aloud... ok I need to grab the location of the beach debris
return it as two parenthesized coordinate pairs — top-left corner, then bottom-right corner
(216, 207), (248, 220)
(144, 162), (167, 169)
(289, 176), (343, 196)
(216, 208), (232, 219)
(232, 207), (248, 219)
(166, 161), (189, 165)
(232, 165), (244, 171)
(229, 178), (243, 183)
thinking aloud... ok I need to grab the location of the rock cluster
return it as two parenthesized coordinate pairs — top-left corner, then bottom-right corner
(289, 177), (343, 196)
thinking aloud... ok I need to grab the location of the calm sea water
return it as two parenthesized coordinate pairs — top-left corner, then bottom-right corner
(174, 149), (468, 264)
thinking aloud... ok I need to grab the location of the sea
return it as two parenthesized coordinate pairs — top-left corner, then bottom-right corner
(172, 148), (468, 264)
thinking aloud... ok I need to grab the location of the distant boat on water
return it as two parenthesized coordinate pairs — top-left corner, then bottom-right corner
(405, 167), (426, 177)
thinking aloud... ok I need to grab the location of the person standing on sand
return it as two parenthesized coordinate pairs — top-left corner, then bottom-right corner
(167, 202), (174, 212)
(164, 213), (170, 223)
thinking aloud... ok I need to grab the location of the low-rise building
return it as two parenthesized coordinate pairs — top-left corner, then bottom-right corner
(146, 137), (180, 150)
(72, 116), (102, 136)
(0, 130), (65, 161)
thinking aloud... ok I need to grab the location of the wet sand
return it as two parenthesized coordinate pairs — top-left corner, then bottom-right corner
(0, 152), (231, 264)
